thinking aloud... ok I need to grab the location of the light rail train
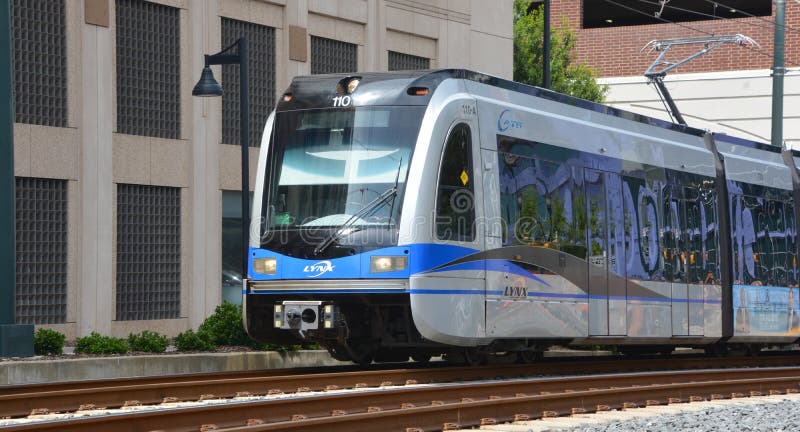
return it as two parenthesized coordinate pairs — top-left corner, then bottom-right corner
(243, 69), (800, 364)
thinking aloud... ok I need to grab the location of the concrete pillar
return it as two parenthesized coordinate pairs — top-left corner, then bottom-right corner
(283, 0), (308, 88)
(189, 1), (223, 328)
(79, 9), (114, 336)
(365, 0), (386, 71)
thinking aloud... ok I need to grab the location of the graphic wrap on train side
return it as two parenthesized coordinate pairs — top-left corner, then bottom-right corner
(242, 70), (800, 364)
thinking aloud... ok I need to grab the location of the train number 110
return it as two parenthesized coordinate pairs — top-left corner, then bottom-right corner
(332, 96), (352, 107)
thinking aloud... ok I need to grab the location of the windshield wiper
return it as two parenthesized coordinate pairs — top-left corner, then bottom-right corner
(313, 186), (398, 255)
(314, 158), (403, 256)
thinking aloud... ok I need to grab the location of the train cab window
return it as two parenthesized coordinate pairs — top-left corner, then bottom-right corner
(436, 123), (475, 242)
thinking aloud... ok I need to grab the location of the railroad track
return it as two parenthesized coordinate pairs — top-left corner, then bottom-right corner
(4, 365), (800, 431)
(3, 353), (800, 431)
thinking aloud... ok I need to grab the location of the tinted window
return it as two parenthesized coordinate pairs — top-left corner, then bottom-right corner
(436, 124), (475, 241)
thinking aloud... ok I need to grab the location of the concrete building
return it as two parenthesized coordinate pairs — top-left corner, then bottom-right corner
(551, 0), (800, 148)
(11, 0), (513, 339)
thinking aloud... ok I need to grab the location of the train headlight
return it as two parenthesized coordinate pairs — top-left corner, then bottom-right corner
(370, 256), (407, 273)
(253, 257), (277, 274)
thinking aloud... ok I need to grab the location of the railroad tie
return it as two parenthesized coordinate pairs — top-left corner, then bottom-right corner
(354, 383), (368, 389)
(481, 418), (498, 425)
(514, 414), (531, 421)
(246, 419), (264, 426)
(199, 424), (217, 431)
(442, 422), (461, 430)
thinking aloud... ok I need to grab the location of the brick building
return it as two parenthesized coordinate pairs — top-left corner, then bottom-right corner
(551, 0), (800, 148)
(10, 0), (512, 339)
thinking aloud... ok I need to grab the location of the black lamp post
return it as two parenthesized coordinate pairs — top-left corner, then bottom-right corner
(193, 37), (250, 285)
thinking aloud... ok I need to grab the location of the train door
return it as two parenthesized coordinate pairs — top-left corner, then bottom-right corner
(427, 117), (486, 340)
(586, 169), (609, 335)
(665, 185), (689, 336)
(606, 172), (627, 335)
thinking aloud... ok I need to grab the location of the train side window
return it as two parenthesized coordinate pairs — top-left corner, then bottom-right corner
(787, 201), (797, 286)
(701, 187), (720, 283)
(436, 123), (475, 242)
(766, 199), (787, 286)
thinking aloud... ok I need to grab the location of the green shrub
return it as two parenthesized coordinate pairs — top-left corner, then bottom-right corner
(33, 328), (66, 356)
(174, 329), (215, 352)
(74, 332), (128, 355)
(127, 330), (169, 353)
(198, 301), (252, 346)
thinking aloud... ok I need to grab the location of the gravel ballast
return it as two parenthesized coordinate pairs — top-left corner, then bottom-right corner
(477, 394), (800, 432)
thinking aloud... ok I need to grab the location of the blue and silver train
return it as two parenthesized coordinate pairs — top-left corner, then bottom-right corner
(243, 69), (800, 364)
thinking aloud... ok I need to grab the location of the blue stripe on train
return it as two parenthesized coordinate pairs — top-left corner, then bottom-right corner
(248, 288), (723, 304)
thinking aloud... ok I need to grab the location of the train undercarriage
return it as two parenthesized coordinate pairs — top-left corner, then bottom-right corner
(245, 293), (784, 365)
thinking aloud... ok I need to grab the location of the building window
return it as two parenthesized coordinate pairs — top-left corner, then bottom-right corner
(221, 18), (276, 147)
(11, 0), (67, 127)
(116, 0), (180, 138)
(388, 51), (429, 71)
(583, 0), (772, 28)
(436, 124), (475, 242)
(15, 177), (68, 324)
(221, 191), (252, 305)
(116, 184), (181, 321)
(310, 36), (357, 74)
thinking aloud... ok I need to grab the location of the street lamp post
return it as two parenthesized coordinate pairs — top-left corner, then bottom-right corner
(193, 37), (251, 287)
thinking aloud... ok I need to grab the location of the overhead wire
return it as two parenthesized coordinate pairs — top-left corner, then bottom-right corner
(602, 0), (800, 68)
(635, 0), (800, 36)
(602, 0), (713, 36)
(699, 0), (800, 35)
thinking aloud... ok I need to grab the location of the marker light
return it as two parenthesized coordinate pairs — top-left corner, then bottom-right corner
(282, 93), (293, 102)
(253, 257), (277, 274)
(370, 256), (408, 273)
(346, 78), (360, 93)
(336, 77), (361, 94)
(407, 87), (429, 96)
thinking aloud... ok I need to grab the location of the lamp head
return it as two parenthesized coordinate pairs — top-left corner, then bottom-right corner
(192, 66), (223, 97)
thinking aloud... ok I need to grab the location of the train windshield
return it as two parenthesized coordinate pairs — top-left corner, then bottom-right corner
(265, 106), (425, 231)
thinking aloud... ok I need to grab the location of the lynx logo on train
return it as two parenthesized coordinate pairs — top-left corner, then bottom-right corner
(498, 109), (522, 132)
(304, 260), (335, 278)
(504, 285), (528, 298)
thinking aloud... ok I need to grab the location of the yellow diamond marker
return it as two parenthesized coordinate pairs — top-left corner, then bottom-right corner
(460, 170), (469, 186)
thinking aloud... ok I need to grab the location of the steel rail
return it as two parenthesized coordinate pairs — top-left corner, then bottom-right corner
(5, 367), (800, 431)
(2, 353), (800, 418)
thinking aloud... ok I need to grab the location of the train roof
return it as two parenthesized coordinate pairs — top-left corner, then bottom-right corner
(277, 68), (782, 155)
